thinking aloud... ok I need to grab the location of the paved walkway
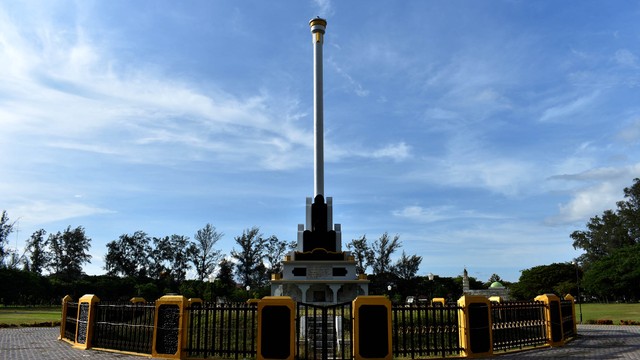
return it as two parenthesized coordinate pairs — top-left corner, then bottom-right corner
(2, 325), (640, 359)
(499, 324), (640, 359)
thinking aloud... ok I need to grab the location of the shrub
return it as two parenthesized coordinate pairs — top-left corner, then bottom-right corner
(596, 319), (614, 325)
(620, 320), (640, 325)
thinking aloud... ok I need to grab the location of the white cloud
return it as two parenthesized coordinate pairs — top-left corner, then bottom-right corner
(553, 182), (621, 224)
(392, 205), (504, 223)
(371, 142), (410, 161)
(617, 118), (640, 143)
(329, 58), (370, 97)
(312, 0), (334, 17)
(614, 49), (638, 68)
(539, 92), (600, 123)
(0, 10), (313, 172)
(10, 200), (115, 228)
(546, 164), (640, 224)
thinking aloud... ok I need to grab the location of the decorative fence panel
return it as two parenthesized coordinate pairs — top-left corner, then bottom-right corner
(183, 302), (258, 359)
(296, 301), (353, 360)
(491, 300), (547, 352)
(391, 302), (462, 358)
(63, 301), (78, 342)
(92, 301), (156, 354)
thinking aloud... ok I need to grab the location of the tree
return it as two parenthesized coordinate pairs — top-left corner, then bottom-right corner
(48, 226), (92, 281)
(216, 258), (236, 299)
(0, 210), (16, 267)
(264, 236), (295, 276)
(571, 178), (640, 269)
(371, 232), (402, 275)
(510, 263), (576, 300)
(25, 229), (49, 274)
(104, 231), (152, 278)
(231, 227), (268, 288)
(347, 235), (374, 274)
(191, 224), (223, 281)
(581, 243), (640, 302)
(151, 235), (195, 282)
(571, 210), (633, 268)
(618, 178), (640, 243)
(393, 251), (422, 280)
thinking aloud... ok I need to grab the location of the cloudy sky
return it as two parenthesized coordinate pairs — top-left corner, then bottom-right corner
(2, 1), (639, 282)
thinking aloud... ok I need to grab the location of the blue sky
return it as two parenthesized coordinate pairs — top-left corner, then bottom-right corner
(2, 1), (640, 282)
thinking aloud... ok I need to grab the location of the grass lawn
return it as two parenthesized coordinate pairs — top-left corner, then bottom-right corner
(578, 303), (640, 323)
(0, 307), (61, 326)
(2, 302), (640, 327)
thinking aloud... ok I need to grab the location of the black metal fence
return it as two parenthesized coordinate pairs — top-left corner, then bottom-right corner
(391, 302), (462, 358)
(491, 300), (547, 352)
(62, 301), (78, 342)
(92, 301), (156, 354)
(60, 294), (578, 359)
(296, 301), (352, 360)
(183, 302), (258, 359)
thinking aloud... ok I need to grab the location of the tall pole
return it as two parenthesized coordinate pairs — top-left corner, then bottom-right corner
(310, 17), (327, 197)
(572, 261), (583, 324)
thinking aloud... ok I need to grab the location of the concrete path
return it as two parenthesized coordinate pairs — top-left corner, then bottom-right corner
(2, 325), (640, 359)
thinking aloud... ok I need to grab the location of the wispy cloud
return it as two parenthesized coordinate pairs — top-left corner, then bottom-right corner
(328, 58), (370, 97)
(539, 92), (600, 123)
(12, 200), (115, 228)
(614, 49), (638, 68)
(0, 10), (313, 172)
(371, 142), (410, 161)
(392, 205), (504, 223)
(617, 117), (640, 143)
(312, 0), (334, 17)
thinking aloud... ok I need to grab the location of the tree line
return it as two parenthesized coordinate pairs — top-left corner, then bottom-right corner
(4, 178), (638, 305)
(0, 211), (430, 304)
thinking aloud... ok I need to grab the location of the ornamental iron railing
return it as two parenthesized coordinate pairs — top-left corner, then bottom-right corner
(391, 302), (463, 358)
(296, 301), (353, 360)
(92, 301), (156, 354)
(62, 301), (78, 342)
(183, 302), (257, 359)
(491, 300), (547, 352)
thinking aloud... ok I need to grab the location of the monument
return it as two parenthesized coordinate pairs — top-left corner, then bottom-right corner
(270, 18), (369, 303)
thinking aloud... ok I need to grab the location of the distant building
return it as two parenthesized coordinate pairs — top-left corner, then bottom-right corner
(462, 268), (510, 301)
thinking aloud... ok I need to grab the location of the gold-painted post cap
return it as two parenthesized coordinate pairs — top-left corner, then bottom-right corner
(309, 17), (327, 32)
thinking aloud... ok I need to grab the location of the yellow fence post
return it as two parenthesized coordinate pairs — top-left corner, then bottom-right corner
(458, 295), (492, 358)
(352, 295), (392, 360)
(74, 294), (100, 350)
(59, 295), (73, 341)
(535, 294), (563, 347)
(152, 294), (188, 359)
(257, 296), (295, 360)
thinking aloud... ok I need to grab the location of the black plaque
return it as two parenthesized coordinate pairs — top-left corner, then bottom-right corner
(358, 305), (389, 358)
(261, 306), (291, 359)
(468, 303), (491, 353)
(76, 303), (89, 344)
(549, 300), (562, 342)
(155, 304), (180, 355)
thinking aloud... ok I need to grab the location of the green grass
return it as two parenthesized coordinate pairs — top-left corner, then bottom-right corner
(0, 307), (61, 326)
(578, 303), (640, 323)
